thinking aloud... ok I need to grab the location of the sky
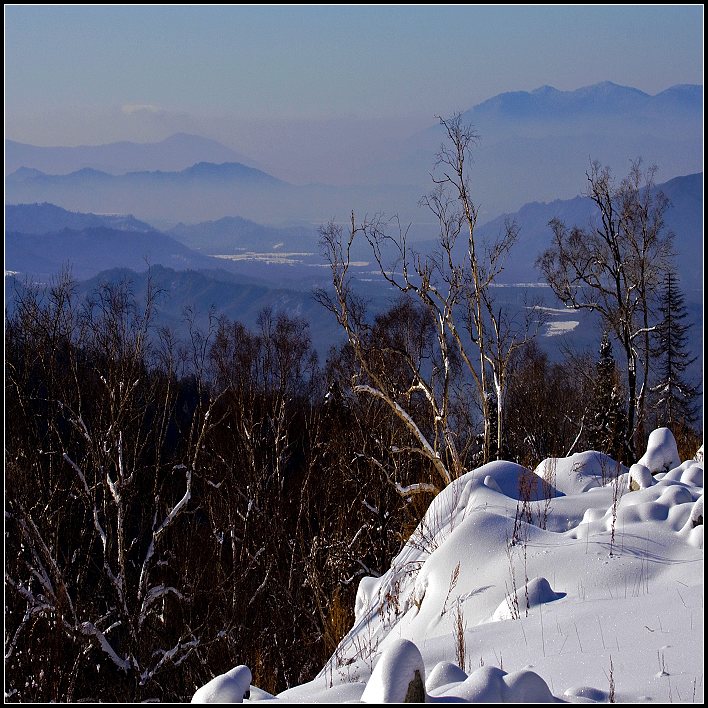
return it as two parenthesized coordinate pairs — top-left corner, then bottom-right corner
(4, 5), (704, 182)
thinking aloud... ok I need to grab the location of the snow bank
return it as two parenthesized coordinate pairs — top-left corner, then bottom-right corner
(193, 428), (703, 704)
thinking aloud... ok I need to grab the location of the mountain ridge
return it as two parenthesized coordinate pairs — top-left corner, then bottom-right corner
(5, 132), (257, 176)
(463, 81), (702, 123)
(6, 202), (156, 234)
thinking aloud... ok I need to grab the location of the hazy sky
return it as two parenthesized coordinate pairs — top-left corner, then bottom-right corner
(4, 5), (704, 182)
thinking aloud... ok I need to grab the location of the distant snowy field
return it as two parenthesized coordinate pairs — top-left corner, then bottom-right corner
(194, 428), (703, 703)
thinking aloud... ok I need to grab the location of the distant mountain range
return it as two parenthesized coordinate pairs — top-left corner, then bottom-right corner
(461, 82), (701, 125)
(5, 159), (419, 226)
(6, 160), (284, 189)
(6, 202), (155, 234)
(5, 225), (225, 282)
(4, 203), (332, 292)
(5, 203), (229, 281)
(4, 161), (293, 224)
(370, 82), (703, 221)
(6, 82), (701, 226)
(5, 133), (256, 176)
(7, 164), (701, 297)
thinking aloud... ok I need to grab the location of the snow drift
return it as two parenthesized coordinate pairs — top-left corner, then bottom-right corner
(194, 429), (703, 703)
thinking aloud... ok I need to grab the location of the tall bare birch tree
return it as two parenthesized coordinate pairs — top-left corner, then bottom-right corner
(317, 114), (535, 494)
(538, 159), (674, 457)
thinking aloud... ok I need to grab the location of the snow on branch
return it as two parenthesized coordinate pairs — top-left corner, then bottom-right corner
(153, 465), (192, 542)
(63, 452), (107, 549)
(141, 637), (199, 685)
(139, 585), (184, 629)
(395, 482), (439, 497)
(139, 465), (192, 608)
(79, 621), (131, 672)
(353, 384), (451, 487)
(354, 452), (441, 500)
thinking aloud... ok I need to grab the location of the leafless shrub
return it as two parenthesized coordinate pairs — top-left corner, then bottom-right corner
(537, 457), (557, 530)
(512, 468), (534, 545)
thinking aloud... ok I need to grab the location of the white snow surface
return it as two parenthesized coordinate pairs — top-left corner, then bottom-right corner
(360, 638), (426, 703)
(195, 428), (703, 703)
(192, 665), (252, 703)
(638, 427), (681, 474)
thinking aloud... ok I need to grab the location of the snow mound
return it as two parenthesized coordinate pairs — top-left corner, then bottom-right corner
(638, 427), (681, 474)
(659, 460), (703, 486)
(541, 450), (627, 496)
(564, 685), (610, 701)
(360, 638), (426, 703)
(355, 575), (380, 623)
(192, 665), (252, 703)
(628, 463), (654, 490)
(688, 494), (703, 526)
(491, 576), (566, 621)
(437, 665), (555, 702)
(615, 477), (700, 532)
(470, 459), (559, 500)
(425, 660), (468, 693)
(679, 494), (703, 548)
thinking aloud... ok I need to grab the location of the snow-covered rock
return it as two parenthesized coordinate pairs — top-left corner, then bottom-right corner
(628, 463), (654, 490)
(638, 427), (681, 474)
(360, 638), (426, 703)
(425, 661), (468, 694)
(192, 665), (252, 703)
(491, 576), (565, 621)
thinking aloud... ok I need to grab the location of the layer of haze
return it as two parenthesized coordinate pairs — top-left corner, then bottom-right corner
(5, 5), (703, 184)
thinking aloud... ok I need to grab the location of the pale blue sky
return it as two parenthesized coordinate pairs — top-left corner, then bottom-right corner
(4, 5), (703, 181)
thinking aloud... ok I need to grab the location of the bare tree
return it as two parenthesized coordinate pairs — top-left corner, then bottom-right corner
(6, 270), (426, 700)
(317, 215), (454, 494)
(5, 274), (224, 701)
(316, 114), (535, 497)
(537, 159), (674, 457)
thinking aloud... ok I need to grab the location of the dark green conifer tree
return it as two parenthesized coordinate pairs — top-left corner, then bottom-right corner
(589, 333), (629, 461)
(651, 271), (700, 428)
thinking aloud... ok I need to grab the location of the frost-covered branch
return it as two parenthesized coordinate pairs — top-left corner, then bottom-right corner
(139, 585), (184, 628)
(354, 384), (451, 487)
(79, 621), (131, 672)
